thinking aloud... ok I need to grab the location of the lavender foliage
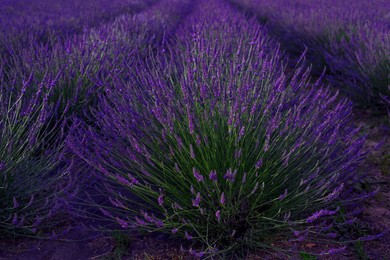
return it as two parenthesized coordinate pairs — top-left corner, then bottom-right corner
(68, 0), (365, 256)
(0, 75), (73, 236)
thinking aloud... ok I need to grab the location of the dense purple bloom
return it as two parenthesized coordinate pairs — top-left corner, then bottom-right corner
(193, 167), (204, 182)
(220, 193), (226, 205)
(255, 159), (263, 169)
(306, 207), (340, 223)
(223, 168), (237, 182)
(209, 170), (217, 181)
(216, 210), (221, 222)
(158, 194), (164, 207)
(116, 217), (129, 229)
(192, 192), (202, 207)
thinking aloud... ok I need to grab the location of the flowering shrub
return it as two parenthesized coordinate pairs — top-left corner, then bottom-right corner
(0, 75), (73, 236)
(1, 0), (193, 239)
(1, 0), (193, 151)
(68, 0), (366, 257)
(230, 0), (390, 110)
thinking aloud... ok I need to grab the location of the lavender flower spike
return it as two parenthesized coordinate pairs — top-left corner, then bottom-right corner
(220, 192), (226, 205)
(216, 210), (221, 222)
(192, 192), (202, 207)
(193, 167), (204, 182)
(306, 207), (340, 223)
(209, 170), (217, 181)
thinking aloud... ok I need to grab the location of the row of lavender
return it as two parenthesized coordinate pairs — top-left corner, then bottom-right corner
(0, 0), (192, 238)
(70, 0), (369, 257)
(230, 0), (390, 111)
(1, 0), (376, 258)
(0, 0), (158, 55)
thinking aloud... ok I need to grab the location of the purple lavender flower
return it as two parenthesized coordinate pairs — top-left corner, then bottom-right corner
(175, 135), (183, 150)
(241, 172), (247, 184)
(193, 167), (204, 182)
(234, 148), (242, 159)
(320, 246), (347, 256)
(135, 216), (146, 226)
(185, 231), (192, 240)
(278, 189), (288, 200)
(116, 217), (129, 228)
(223, 168), (236, 182)
(196, 135), (202, 146)
(255, 159), (263, 169)
(209, 170), (217, 181)
(99, 208), (113, 218)
(358, 232), (387, 241)
(220, 192), (226, 205)
(239, 126), (245, 138)
(143, 211), (153, 223)
(192, 192), (202, 207)
(216, 210), (221, 222)
(158, 194), (164, 206)
(190, 144), (195, 159)
(189, 248), (205, 258)
(153, 219), (164, 228)
(175, 163), (181, 173)
(109, 197), (126, 209)
(325, 183), (344, 202)
(306, 207), (340, 223)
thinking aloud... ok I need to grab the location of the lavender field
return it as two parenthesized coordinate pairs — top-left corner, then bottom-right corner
(0, 0), (389, 259)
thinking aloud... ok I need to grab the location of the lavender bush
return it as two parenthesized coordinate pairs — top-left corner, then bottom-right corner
(0, 74), (73, 237)
(230, 0), (390, 110)
(68, 0), (365, 257)
(1, 0), (191, 239)
(1, 0), (193, 147)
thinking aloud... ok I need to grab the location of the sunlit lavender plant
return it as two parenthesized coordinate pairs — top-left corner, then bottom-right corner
(68, 0), (365, 257)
